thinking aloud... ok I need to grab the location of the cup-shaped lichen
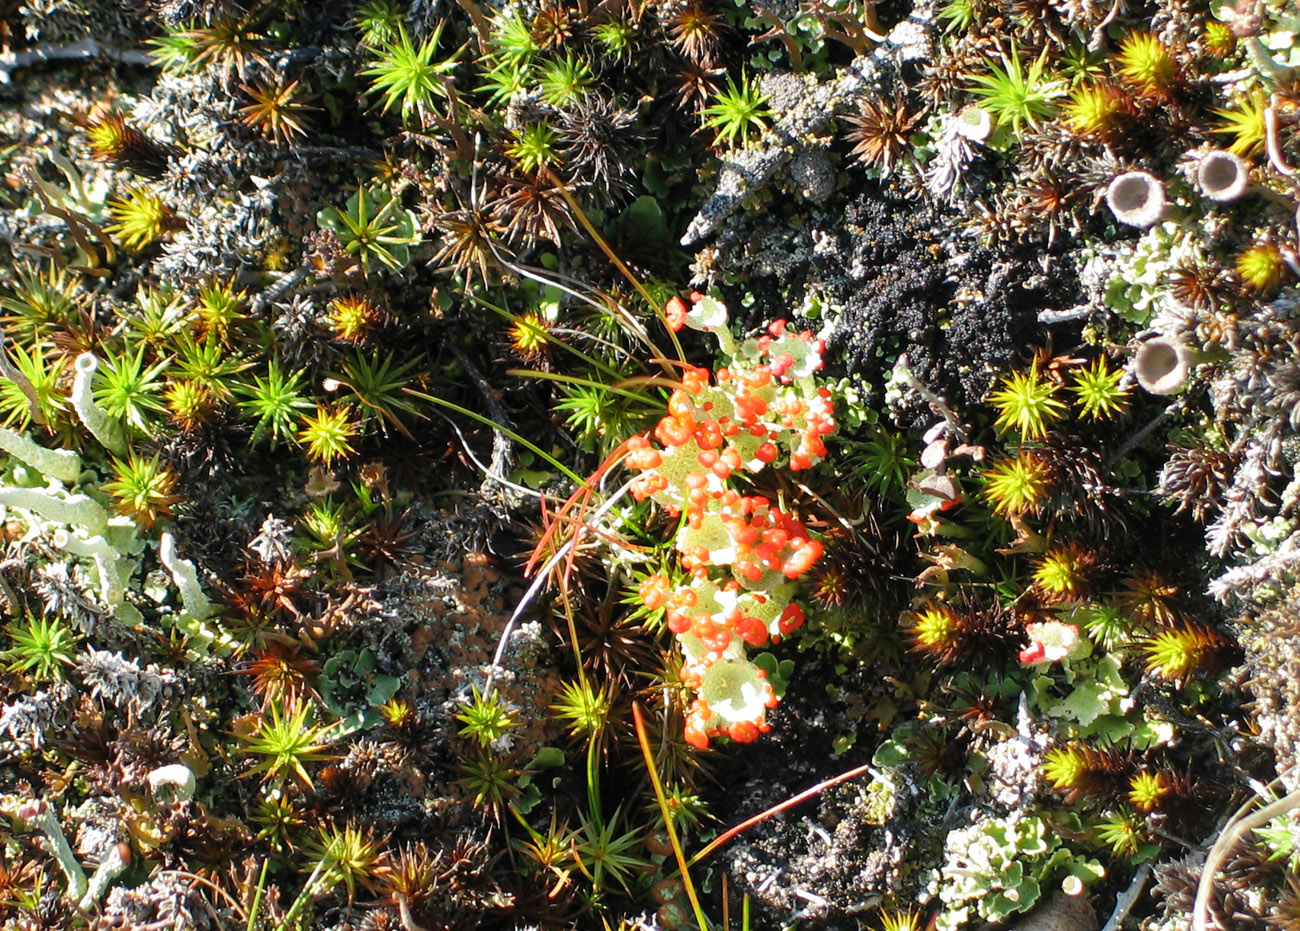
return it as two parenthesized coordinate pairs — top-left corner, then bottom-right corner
(1134, 336), (1191, 395)
(1106, 171), (1166, 228)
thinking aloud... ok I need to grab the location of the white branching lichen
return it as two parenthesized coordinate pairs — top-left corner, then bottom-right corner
(52, 529), (125, 607)
(0, 425), (81, 483)
(70, 353), (127, 456)
(16, 798), (88, 900)
(159, 531), (213, 621)
(0, 486), (109, 535)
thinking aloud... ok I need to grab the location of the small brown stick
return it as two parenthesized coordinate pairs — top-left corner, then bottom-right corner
(0, 326), (43, 425)
(444, 341), (513, 495)
(1108, 399), (1183, 465)
(156, 869), (247, 921)
(895, 353), (968, 443)
(1101, 863), (1150, 931)
(20, 165), (115, 274)
(751, 6), (804, 71)
(452, 0), (492, 56)
(0, 559), (21, 614)
(1088, 0), (1123, 51)
(0, 38), (153, 83)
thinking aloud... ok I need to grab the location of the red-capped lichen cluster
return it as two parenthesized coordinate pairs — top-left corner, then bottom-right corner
(630, 294), (837, 748)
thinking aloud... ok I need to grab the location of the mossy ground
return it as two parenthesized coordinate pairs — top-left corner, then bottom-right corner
(0, 1), (1299, 930)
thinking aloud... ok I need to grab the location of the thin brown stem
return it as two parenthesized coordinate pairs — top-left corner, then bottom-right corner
(687, 761), (874, 868)
(452, 0), (492, 55)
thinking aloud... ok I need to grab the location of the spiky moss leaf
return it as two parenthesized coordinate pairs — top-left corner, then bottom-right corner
(237, 358), (314, 447)
(361, 22), (458, 122)
(1042, 743), (1133, 803)
(1235, 242), (1291, 294)
(550, 678), (613, 742)
(316, 187), (421, 278)
(300, 821), (383, 902)
(505, 123), (560, 174)
(1128, 770), (1169, 812)
(93, 343), (169, 435)
(297, 405), (357, 465)
(982, 449), (1052, 517)
(988, 364), (1067, 440)
(1114, 31), (1180, 98)
(909, 601), (963, 660)
(106, 185), (182, 251)
(1140, 621), (1241, 682)
(702, 71), (772, 148)
(966, 44), (1066, 140)
(3, 615), (78, 682)
(1061, 82), (1128, 139)
(1211, 88), (1268, 157)
(104, 451), (179, 530)
(1069, 356), (1129, 420)
(454, 684), (519, 748)
(239, 701), (338, 789)
(1031, 544), (1095, 602)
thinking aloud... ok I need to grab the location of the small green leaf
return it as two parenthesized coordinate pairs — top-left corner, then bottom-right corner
(365, 675), (401, 707)
(872, 736), (910, 769)
(529, 746), (566, 769)
(753, 652), (795, 698)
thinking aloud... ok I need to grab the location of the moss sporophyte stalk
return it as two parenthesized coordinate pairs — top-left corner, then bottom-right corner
(631, 294), (836, 749)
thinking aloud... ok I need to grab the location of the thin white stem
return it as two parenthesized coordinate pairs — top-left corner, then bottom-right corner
(548, 328), (637, 362)
(396, 893), (430, 931)
(1266, 103), (1296, 178)
(484, 477), (637, 694)
(487, 238), (658, 358)
(430, 409), (541, 500)
(1194, 787), (1300, 931)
